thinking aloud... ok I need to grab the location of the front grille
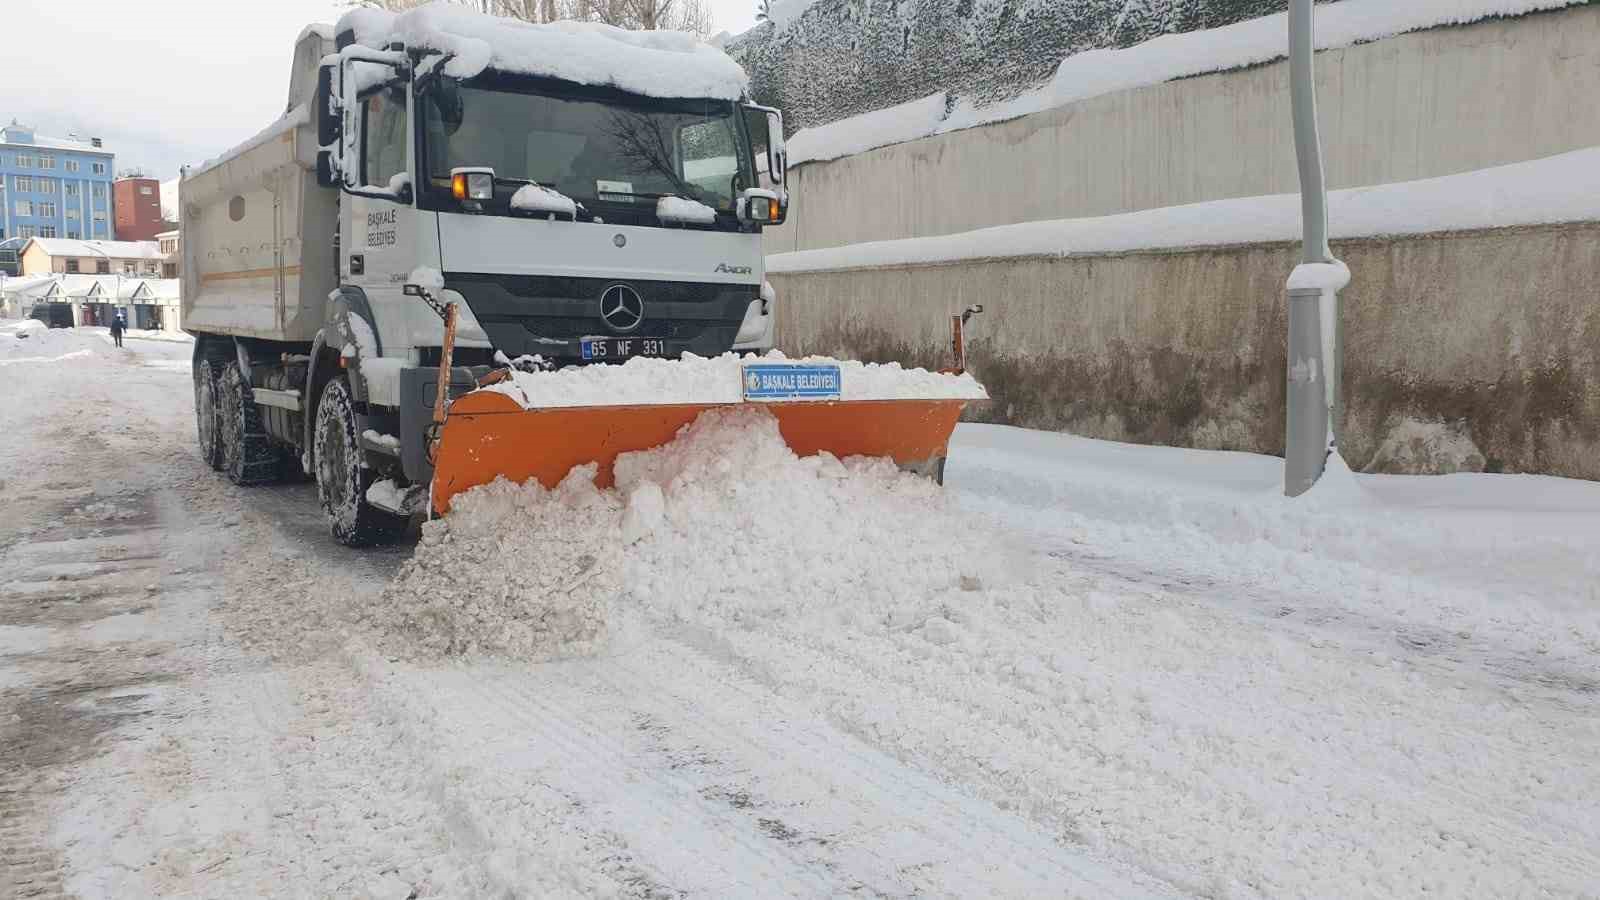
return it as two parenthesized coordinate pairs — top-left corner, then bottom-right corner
(443, 271), (758, 359)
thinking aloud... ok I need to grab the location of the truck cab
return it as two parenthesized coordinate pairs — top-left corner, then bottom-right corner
(182, 11), (789, 545)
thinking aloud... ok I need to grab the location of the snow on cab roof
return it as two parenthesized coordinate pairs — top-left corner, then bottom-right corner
(335, 2), (749, 101)
(26, 238), (165, 260)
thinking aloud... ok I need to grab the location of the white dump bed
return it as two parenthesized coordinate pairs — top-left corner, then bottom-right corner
(180, 27), (337, 342)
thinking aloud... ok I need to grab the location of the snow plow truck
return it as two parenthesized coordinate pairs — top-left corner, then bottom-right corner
(182, 4), (981, 546)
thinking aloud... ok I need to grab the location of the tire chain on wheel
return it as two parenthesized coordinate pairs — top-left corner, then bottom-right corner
(193, 358), (224, 471)
(314, 375), (406, 547)
(219, 361), (281, 486)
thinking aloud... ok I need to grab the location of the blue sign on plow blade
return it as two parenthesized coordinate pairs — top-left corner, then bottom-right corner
(741, 363), (843, 401)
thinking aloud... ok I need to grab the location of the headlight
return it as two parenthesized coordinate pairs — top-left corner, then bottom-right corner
(450, 167), (495, 202)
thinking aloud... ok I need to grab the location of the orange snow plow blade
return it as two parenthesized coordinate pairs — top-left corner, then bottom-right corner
(429, 390), (969, 516)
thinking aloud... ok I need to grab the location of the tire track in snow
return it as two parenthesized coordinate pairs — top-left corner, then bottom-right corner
(425, 660), (835, 896)
(362, 623), (1177, 898)
(593, 630), (1180, 898)
(650, 562), (1600, 897)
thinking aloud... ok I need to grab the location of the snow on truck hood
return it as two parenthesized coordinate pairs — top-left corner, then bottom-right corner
(336, 3), (749, 101)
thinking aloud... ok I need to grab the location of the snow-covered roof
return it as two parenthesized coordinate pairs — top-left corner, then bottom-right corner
(336, 3), (749, 101)
(0, 274), (59, 299)
(0, 131), (113, 156)
(25, 238), (165, 261)
(2, 273), (177, 302)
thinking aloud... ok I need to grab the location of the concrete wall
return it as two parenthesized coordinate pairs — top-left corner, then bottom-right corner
(768, 5), (1600, 255)
(770, 222), (1600, 480)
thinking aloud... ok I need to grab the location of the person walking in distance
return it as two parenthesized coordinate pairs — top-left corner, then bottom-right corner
(110, 311), (126, 348)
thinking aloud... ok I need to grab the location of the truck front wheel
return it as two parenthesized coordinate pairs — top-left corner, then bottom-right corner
(314, 375), (405, 547)
(194, 359), (223, 471)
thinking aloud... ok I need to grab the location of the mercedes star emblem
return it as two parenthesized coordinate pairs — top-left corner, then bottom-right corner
(599, 284), (645, 333)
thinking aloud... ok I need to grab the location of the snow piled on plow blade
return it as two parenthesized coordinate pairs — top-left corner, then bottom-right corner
(482, 352), (987, 409)
(376, 407), (1009, 658)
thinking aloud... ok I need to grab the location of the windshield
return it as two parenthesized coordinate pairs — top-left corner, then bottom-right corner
(422, 80), (752, 215)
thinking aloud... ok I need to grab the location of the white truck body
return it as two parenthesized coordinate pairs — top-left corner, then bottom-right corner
(181, 28), (338, 343)
(180, 7), (789, 545)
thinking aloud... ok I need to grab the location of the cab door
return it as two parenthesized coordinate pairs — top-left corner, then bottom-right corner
(347, 83), (416, 292)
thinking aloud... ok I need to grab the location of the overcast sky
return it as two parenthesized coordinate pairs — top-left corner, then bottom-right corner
(5, 0), (762, 182)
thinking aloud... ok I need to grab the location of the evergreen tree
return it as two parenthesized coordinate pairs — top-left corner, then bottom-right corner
(1113, 0), (1169, 47)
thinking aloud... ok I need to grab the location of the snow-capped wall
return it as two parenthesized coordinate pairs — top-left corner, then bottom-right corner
(728, 0), (1329, 134)
(760, 4), (1600, 254)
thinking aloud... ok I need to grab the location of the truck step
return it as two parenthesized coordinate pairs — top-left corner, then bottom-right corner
(252, 388), (302, 412)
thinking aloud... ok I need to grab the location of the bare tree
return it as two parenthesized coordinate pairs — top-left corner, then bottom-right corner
(345, 0), (716, 35)
(346, 0), (542, 21)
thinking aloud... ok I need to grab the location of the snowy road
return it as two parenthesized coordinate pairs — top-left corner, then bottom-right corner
(2, 324), (1597, 898)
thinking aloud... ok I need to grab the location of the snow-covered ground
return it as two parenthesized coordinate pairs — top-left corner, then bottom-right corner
(2, 324), (1597, 898)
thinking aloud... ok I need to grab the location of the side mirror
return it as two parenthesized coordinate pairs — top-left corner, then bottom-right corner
(765, 109), (786, 187)
(315, 62), (340, 147)
(742, 104), (787, 188)
(738, 187), (786, 227)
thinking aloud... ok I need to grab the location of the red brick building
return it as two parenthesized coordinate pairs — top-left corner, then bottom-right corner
(112, 177), (163, 242)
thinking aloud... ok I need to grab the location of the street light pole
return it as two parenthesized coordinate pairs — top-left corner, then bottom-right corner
(1284, 0), (1350, 496)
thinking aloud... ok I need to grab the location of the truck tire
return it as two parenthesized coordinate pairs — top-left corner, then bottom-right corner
(194, 359), (224, 471)
(219, 361), (279, 486)
(314, 375), (406, 546)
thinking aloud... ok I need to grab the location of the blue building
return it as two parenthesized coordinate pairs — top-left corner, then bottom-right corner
(0, 121), (115, 243)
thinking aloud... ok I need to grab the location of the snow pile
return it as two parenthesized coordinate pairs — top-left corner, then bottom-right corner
(374, 407), (1006, 658)
(656, 195), (717, 225)
(374, 466), (618, 658)
(510, 183), (578, 218)
(610, 408), (1009, 629)
(486, 351), (986, 409)
(769, 146), (1600, 272)
(784, 0), (1590, 166)
(7, 319), (46, 340)
(0, 324), (111, 365)
(339, 3), (749, 101)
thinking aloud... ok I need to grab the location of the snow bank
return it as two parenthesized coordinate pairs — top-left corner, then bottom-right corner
(375, 465), (618, 658)
(786, 0), (1590, 165)
(484, 351), (986, 408)
(0, 325), (113, 365)
(375, 408), (1007, 658)
(6, 319), (46, 340)
(338, 3), (748, 101)
(769, 146), (1600, 272)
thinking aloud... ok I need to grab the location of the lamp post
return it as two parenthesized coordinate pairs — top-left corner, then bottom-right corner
(1284, 0), (1350, 496)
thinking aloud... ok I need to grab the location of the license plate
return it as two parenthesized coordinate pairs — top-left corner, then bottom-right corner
(581, 337), (669, 361)
(741, 363), (842, 400)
